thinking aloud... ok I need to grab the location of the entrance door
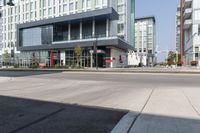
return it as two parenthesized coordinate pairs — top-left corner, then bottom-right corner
(93, 54), (105, 68)
(50, 50), (60, 67)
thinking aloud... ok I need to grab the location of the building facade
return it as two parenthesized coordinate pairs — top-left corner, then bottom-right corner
(2, 0), (135, 68)
(135, 16), (156, 66)
(176, 4), (181, 54)
(0, 0), (3, 63)
(178, 0), (200, 65)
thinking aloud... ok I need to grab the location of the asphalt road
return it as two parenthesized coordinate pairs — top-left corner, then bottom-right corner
(0, 71), (200, 133)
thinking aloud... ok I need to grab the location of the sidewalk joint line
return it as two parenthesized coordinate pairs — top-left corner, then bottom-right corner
(127, 88), (155, 133)
(181, 89), (200, 117)
(9, 108), (65, 133)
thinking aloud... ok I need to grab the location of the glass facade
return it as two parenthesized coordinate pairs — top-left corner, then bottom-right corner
(19, 18), (108, 47)
(71, 23), (80, 40)
(53, 23), (69, 42)
(20, 25), (53, 47)
(95, 19), (106, 38)
(82, 21), (93, 39)
(21, 27), (42, 47)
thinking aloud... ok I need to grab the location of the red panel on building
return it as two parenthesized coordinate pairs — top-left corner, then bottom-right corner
(105, 60), (113, 63)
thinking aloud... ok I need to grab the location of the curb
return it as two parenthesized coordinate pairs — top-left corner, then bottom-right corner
(111, 112), (137, 133)
(0, 68), (200, 74)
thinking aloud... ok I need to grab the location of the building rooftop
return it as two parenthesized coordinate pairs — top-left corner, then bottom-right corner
(135, 16), (156, 23)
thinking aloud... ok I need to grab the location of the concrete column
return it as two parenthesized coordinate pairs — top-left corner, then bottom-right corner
(90, 54), (93, 68)
(68, 24), (71, 40)
(92, 20), (95, 37)
(106, 18), (109, 37)
(90, 51), (93, 68)
(80, 22), (82, 39)
(60, 51), (66, 66)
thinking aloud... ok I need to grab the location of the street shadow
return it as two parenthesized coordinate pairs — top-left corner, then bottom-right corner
(1, 95), (200, 133)
(0, 70), (62, 77)
(0, 95), (128, 133)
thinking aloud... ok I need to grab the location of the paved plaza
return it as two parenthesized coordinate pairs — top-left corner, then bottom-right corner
(0, 71), (200, 133)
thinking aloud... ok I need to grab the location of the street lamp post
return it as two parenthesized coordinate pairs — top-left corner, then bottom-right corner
(4, 0), (15, 6)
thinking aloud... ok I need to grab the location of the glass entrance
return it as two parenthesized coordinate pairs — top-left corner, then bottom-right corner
(50, 50), (60, 67)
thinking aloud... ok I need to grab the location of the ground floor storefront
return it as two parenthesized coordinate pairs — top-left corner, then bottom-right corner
(14, 46), (128, 68)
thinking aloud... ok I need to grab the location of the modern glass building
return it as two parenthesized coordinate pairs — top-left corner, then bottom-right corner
(2, 0), (135, 68)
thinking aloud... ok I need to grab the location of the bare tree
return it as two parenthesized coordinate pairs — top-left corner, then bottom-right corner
(74, 45), (83, 68)
(2, 50), (11, 68)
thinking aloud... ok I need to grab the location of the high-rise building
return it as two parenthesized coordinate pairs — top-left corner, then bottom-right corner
(1, 0), (135, 68)
(117, 0), (135, 47)
(135, 16), (156, 66)
(0, 0), (3, 62)
(177, 0), (200, 65)
(176, 4), (181, 54)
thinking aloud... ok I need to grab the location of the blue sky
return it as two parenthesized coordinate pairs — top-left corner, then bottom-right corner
(135, 0), (179, 62)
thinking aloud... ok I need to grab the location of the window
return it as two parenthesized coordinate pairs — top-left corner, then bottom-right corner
(96, 0), (100, 7)
(117, 5), (123, 12)
(87, 0), (91, 8)
(48, 0), (52, 6)
(195, 53), (199, 58)
(82, 0), (85, 9)
(194, 10), (200, 21)
(118, 24), (124, 34)
(193, 0), (200, 9)
(102, 0), (107, 6)
(43, 0), (46, 7)
(63, 4), (67, 13)
(69, 3), (73, 12)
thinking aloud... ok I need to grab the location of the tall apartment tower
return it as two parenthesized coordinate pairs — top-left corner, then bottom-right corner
(178, 0), (200, 65)
(0, 0), (3, 61)
(176, 4), (181, 54)
(135, 16), (156, 66)
(117, 0), (135, 47)
(2, 0), (135, 68)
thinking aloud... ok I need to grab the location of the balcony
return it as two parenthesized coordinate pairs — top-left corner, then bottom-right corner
(177, 4), (180, 10)
(184, 0), (192, 9)
(184, 19), (192, 29)
(184, 8), (192, 19)
(176, 12), (180, 18)
(177, 29), (180, 34)
(177, 20), (180, 26)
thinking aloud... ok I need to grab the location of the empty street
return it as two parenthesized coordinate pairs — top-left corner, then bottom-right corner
(0, 71), (200, 133)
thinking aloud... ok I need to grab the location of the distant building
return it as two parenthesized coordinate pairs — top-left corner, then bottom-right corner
(177, 0), (200, 65)
(135, 16), (156, 66)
